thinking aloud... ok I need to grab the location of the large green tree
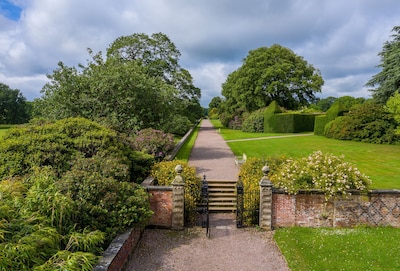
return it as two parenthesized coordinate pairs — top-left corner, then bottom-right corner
(0, 83), (30, 124)
(36, 33), (202, 134)
(366, 26), (400, 104)
(221, 44), (324, 113)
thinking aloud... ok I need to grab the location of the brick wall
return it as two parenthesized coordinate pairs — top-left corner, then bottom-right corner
(272, 190), (400, 228)
(148, 187), (173, 227)
(93, 228), (143, 271)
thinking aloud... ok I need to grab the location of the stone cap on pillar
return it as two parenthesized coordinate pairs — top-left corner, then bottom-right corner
(260, 164), (273, 187)
(172, 164), (185, 185)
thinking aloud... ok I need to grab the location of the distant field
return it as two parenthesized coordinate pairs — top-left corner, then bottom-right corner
(210, 119), (400, 189)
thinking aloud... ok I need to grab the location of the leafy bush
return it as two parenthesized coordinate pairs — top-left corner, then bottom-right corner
(0, 118), (154, 269)
(228, 115), (243, 130)
(0, 117), (147, 179)
(62, 155), (153, 238)
(241, 108), (266, 132)
(271, 151), (371, 199)
(324, 102), (399, 144)
(162, 115), (192, 136)
(132, 128), (175, 159)
(219, 112), (233, 127)
(0, 168), (106, 271)
(150, 160), (201, 225)
(208, 107), (219, 119)
(238, 156), (287, 225)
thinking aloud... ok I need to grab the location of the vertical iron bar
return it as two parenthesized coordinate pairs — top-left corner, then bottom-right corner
(201, 175), (210, 237)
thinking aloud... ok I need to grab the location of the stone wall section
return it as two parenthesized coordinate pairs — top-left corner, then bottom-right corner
(272, 190), (400, 228)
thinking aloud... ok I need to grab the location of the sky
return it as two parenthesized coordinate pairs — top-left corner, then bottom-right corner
(1, 0), (400, 107)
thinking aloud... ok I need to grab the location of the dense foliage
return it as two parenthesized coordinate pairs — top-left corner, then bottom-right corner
(0, 82), (31, 124)
(271, 151), (371, 199)
(0, 118), (153, 270)
(150, 160), (202, 225)
(238, 156), (287, 225)
(241, 108), (266, 132)
(324, 102), (398, 144)
(132, 128), (175, 160)
(35, 33), (202, 134)
(221, 44), (324, 114)
(366, 26), (400, 104)
(386, 91), (400, 134)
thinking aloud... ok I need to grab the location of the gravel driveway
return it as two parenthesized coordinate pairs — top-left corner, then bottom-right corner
(126, 213), (290, 271)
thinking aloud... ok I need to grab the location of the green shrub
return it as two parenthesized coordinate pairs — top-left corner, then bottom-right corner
(241, 108), (266, 132)
(132, 128), (175, 160)
(208, 107), (219, 119)
(62, 156), (152, 240)
(238, 156), (287, 225)
(271, 151), (371, 199)
(150, 160), (201, 225)
(0, 117), (138, 178)
(324, 102), (399, 144)
(314, 100), (350, 135)
(162, 115), (192, 136)
(0, 168), (106, 271)
(0, 117), (154, 269)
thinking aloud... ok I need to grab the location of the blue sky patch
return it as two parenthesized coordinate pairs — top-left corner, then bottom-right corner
(0, 0), (22, 21)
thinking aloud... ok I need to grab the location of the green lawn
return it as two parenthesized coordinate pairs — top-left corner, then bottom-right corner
(274, 227), (400, 271)
(174, 123), (201, 161)
(210, 119), (400, 189)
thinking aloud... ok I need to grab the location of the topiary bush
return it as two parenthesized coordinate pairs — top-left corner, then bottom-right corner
(150, 160), (201, 225)
(271, 151), (371, 199)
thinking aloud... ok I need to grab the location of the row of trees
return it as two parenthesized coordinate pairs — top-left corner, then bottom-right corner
(210, 26), (400, 144)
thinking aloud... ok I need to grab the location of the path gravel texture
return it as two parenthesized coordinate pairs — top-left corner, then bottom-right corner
(188, 119), (239, 181)
(126, 119), (290, 271)
(127, 214), (290, 271)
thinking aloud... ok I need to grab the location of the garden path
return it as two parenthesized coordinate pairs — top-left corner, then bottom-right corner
(127, 119), (290, 270)
(188, 119), (240, 180)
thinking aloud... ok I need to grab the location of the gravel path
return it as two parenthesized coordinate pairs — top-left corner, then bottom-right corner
(126, 120), (290, 271)
(127, 213), (290, 271)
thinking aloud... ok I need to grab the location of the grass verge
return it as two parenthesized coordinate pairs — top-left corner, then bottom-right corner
(174, 122), (201, 161)
(274, 227), (400, 271)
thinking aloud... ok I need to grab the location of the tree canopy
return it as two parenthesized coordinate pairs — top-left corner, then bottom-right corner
(0, 83), (31, 124)
(366, 26), (400, 104)
(221, 44), (324, 113)
(36, 33), (202, 134)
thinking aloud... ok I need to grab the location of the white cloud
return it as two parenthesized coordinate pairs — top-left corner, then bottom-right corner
(0, 0), (400, 106)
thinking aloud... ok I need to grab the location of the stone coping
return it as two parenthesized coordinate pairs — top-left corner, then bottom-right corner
(272, 188), (400, 195)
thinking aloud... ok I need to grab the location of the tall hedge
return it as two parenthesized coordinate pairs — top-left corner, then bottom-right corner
(314, 101), (349, 135)
(264, 101), (318, 133)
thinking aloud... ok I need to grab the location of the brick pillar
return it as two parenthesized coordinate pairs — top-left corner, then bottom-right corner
(259, 165), (273, 230)
(172, 165), (185, 230)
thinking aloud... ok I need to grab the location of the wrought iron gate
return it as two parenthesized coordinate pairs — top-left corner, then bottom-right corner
(201, 175), (210, 237)
(236, 178), (259, 228)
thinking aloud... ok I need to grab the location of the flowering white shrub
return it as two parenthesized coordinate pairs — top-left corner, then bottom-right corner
(271, 150), (371, 199)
